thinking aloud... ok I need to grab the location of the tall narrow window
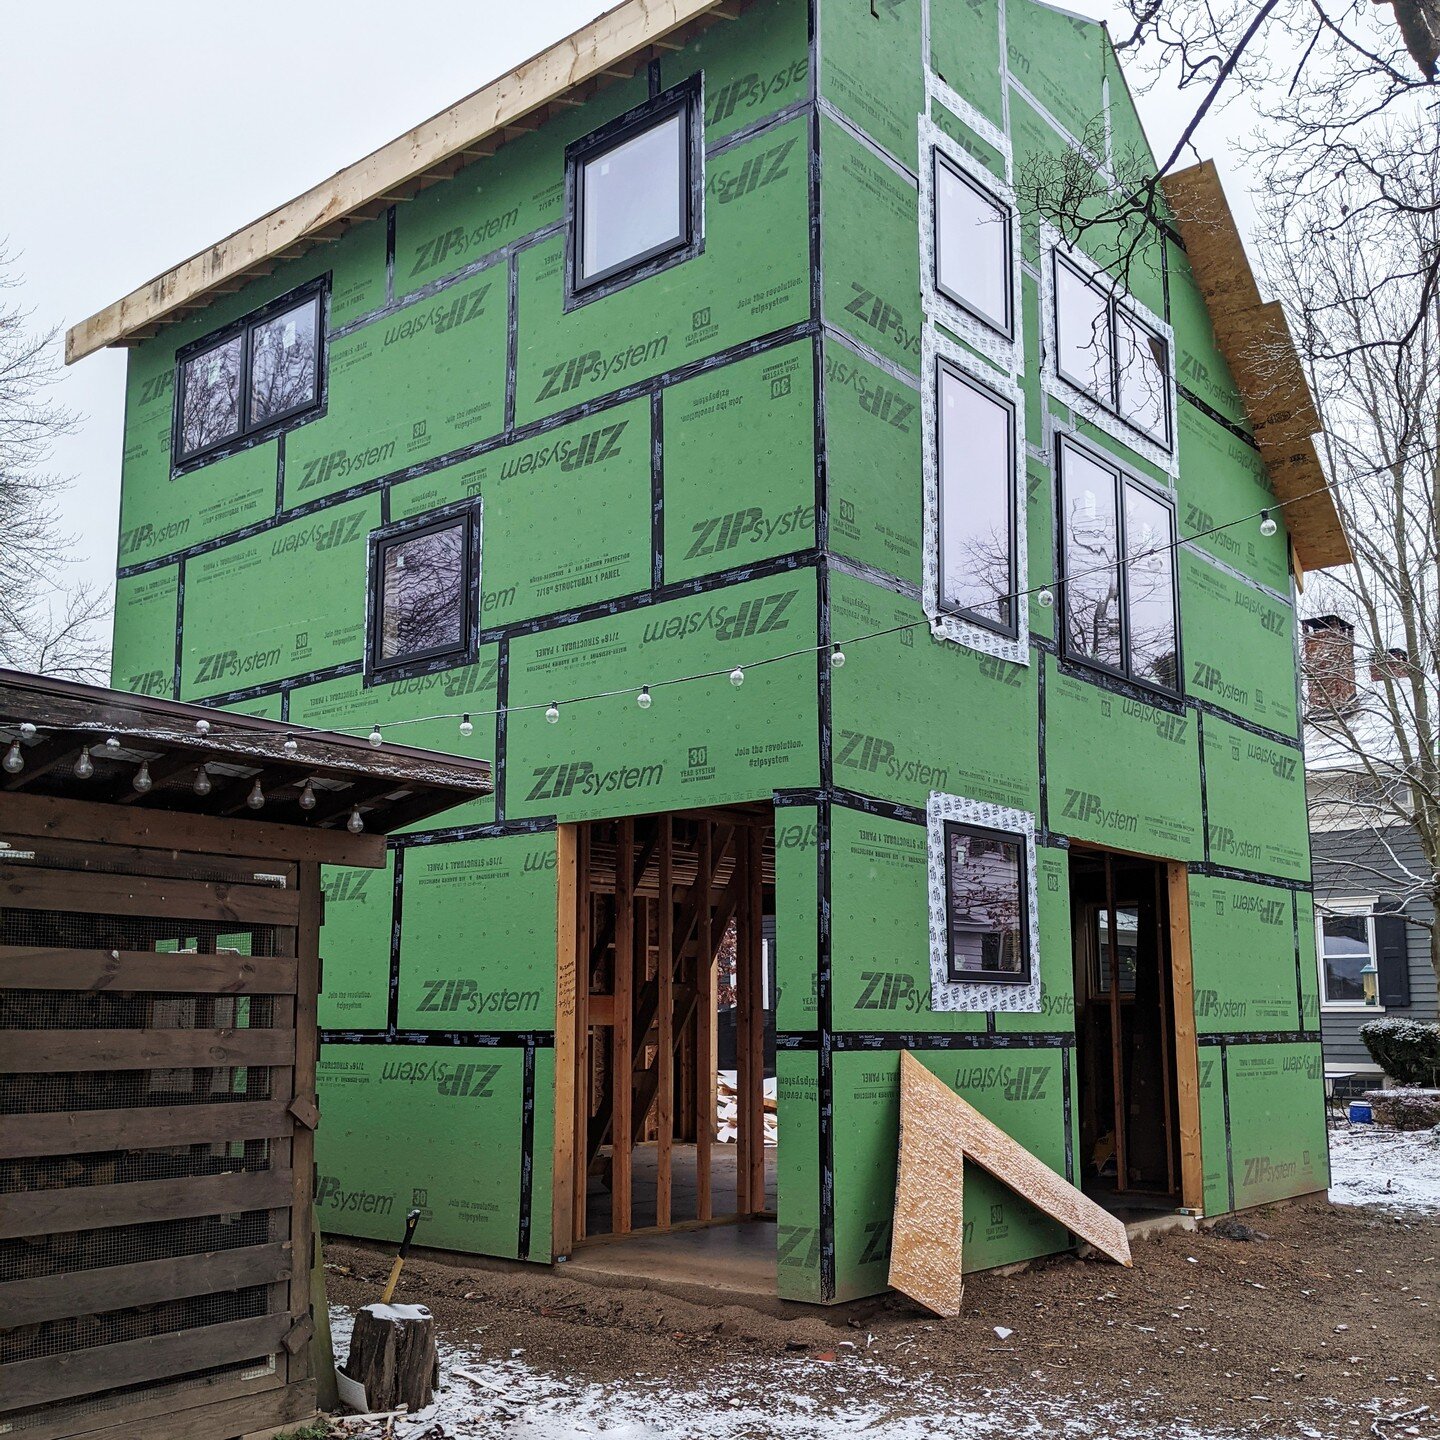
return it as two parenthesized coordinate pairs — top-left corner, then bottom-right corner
(1052, 252), (1172, 450)
(933, 153), (1012, 337)
(943, 821), (1031, 985)
(367, 509), (480, 680)
(567, 81), (701, 300)
(1060, 443), (1123, 670)
(174, 278), (327, 470)
(937, 362), (1017, 636)
(1058, 438), (1178, 690)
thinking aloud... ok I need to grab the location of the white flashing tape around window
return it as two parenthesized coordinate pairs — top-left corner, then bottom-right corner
(1038, 224), (1179, 480)
(925, 72), (1011, 169)
(927, 791), (1042, 1013)
(920, 326), (1030, 665)
(918, 115), (1023, 378)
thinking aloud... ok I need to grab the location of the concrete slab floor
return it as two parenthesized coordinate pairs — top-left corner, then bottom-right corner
(564, 1220), (779, 1302)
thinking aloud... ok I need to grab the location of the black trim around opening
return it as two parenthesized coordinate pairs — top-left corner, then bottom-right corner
(934, 355), (1020, 640)
(941, 819), (1033, 987)
(363, 501), (483, 686)
(563, 75), (705, 309)
(1055, 431), (1182, 699)
(930, 148), (1014, 340)
(172, 275), (329, 475)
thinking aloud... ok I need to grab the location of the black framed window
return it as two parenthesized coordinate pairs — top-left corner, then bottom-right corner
(943, 821), (1031, 985)
(566, 79), (703, 302)
(933, 152), (1013, 337)
(936, 360), (1018, 636)
(1058, 436), (1179, 691)
(1052, 252), (1171, 449)
(366, 507), (481, 681)
(173, 278), (326, 470)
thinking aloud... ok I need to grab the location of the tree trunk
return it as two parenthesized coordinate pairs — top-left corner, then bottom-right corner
(342, 1303), (439, 1413)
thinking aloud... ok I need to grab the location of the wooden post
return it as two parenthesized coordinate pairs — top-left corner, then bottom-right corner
(612, 818), (634, 1234)
(656, 817), (674, 1230)
(288, 862), (321, 1387)
(695, 822), (713, 1223)
(1104, 856), (1128, 1192)
(745, 824), (766, 1215)
(574, 827), (592, 1242)
(735, 827), (754, 1217)
(553, 824), (579, 1259)
(1167, 864), (1205, 1211)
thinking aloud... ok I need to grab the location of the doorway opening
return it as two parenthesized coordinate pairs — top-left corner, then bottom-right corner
(1070, 847), (1196, 1214)
(554, 806), (776, 1254)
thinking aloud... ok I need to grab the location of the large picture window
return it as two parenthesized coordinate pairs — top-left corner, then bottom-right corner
(366, 508), (481, 681)
(1052, 252), (1171, 449)
(937, 361), (1018, 637)
(1058, 437), (1178, 691)
(173, 280), (325, 469)
(942, 821), (1031, 986)
(567, 80), (702, 301)
(933, 152), (1012, 337)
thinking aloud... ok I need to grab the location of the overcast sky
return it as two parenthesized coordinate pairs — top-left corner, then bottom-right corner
(1, 0), (1258, 625)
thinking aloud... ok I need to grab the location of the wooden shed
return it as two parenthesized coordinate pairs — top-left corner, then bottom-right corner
(0, 670), (491, 1440)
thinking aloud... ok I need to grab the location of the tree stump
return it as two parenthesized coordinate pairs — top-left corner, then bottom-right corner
(342, 1303), (439, 1413)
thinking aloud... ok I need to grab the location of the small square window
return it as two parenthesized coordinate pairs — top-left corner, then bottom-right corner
(937, 361), (1017, 635)
(933, 153), (1012, 337)
(943, 821), (1031, 985)
(567, 81), (701, 302)
(367, 509), (480, 680)
(173, 277), (327, 470)
(1319, 911), (1372, 1004)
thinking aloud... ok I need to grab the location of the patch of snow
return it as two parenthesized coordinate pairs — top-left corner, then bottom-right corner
(1327, 1121), (1440, 1214)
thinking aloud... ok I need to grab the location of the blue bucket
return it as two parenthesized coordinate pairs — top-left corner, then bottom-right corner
(1347, 1100), (1373, 1124)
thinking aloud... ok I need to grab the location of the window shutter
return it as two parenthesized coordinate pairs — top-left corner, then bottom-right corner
(1374, 912), (1411, 1008)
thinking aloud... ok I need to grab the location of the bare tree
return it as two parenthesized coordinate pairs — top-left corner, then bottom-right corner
(1263, 166), (1440, 1007)
(0, 249), (108, 682)
(1015, 0), (1438, 361)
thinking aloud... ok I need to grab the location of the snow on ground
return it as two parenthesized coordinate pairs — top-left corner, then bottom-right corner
(328, 1308), (1258, 1440)
(1327, 1120), (1440, 1215)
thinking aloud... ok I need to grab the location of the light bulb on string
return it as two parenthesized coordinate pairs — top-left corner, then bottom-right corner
(459, 714), (473, 738)
(246, 779), (265, 810)
(830, 645), (846, 669)
(132, 762), (153, 793)
(18, 723), (36, 739)
(730, 666), (745, 688)
(299, 782), (317, 811)
(282, 735), (299, 757)
(347, 807), (365, 834)
(193, 765), (212, 797)
(1259, 509), (1277, 538)
(3, 741), (24, 775)
(369, 725), (383, 747)
(1037, 588), (1055, 610)
(74, 746), (94, 780)
(104, 735), (120, 752)
(545, 702), (560, 724)
(636, 686), (652, 710)
(195, 718), (211, 736)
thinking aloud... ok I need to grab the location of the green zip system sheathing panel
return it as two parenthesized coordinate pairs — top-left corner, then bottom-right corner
(103, 0), (1329, 1300)
(395, 832), (559, 1031)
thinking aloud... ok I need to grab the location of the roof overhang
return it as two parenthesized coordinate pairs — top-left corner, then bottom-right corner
(64, 0), (740, 363)
(1163, 161), (1352, 573)
(0, 668), (492, 863)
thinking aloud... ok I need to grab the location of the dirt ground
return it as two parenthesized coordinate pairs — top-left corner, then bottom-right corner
(323, 1193), (1439, 1439)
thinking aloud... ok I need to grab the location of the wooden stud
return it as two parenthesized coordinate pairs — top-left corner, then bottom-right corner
(612, 817), (634, 1233)
(574, 826), (592, 1242)
(553, 823), (579, 1258)
(1167, 864), (1205, 1212)
(746, 824), (766, 1214)
(656, 816), (674, 1230)
(696, 821), (714, 1222)
(1103, 855), (1129, 1191)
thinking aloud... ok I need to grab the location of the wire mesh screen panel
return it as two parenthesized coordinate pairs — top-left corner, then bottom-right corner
(0, 841), (317, 1438)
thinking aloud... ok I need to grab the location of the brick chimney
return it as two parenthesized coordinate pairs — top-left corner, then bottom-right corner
(1369, 647), (1408, 683)
(1303, 615), (1357, 711)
